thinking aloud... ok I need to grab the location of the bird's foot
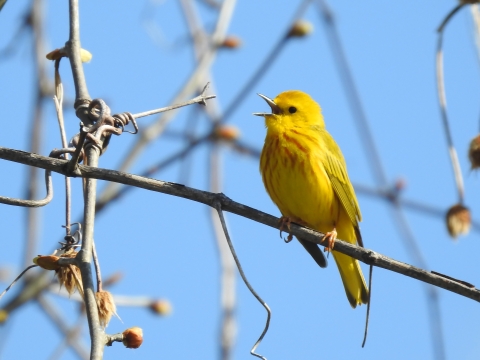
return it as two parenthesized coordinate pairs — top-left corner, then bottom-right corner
(278, 216), (293, 243)
(322, 228), (337, 252)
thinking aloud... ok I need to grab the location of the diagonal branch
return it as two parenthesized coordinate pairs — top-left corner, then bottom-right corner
(1, 146), (480, 303)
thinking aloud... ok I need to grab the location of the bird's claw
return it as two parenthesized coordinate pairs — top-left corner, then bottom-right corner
(322, 228), (337, 252)
(278, 216), (293, 243)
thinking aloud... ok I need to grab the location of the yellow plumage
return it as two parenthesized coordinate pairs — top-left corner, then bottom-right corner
(256, 90), (368, 308)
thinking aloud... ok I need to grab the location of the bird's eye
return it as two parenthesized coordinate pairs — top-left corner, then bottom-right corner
(288, 106), (297, 114)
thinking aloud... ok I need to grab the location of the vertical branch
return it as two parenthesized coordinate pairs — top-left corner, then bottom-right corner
(65, 0), (104, 357)
(66, 0), (90, 102)
(23, 0), (50, 269)
(78, 146), (105, 359)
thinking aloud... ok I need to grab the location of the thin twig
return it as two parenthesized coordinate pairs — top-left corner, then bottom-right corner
(105, 333), (124, 347)
(214, 202), (270, 360)
(0, 169), (53, 207)
(361, 265), (373, 348)
(209, 145), (237, 360)
(92, 243), (102, 292)
(471, 5), (480, 72)
(0, 265), (38, 301)
(53, 63), (72, 236)
(67, 129), (87, 173)
(436, 13), (465, 203)
(132, 85), (215, 119)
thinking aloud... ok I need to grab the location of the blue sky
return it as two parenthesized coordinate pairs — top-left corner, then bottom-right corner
(1, 0), (480, 359)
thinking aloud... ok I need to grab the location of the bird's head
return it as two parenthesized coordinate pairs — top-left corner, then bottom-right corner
(254, 90), (325, 131)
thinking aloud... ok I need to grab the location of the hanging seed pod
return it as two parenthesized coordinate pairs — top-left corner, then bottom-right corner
(96, 290), (118, 328)
(287, 20), (313, 38)
(445, 204), (471, 238)
(149, 299), (172, 316)
(56, 249), (83, 296)
(468, 134), (480, 170)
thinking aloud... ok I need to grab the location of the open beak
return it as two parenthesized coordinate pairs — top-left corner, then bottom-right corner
(253, 93), (281, 116)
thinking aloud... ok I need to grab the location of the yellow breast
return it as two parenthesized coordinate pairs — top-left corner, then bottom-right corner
(260, 128), (339, 233)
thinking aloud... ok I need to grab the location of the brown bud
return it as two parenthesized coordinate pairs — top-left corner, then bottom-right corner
(460, 0), (479, 4)
(287, 20), (313, 38)
(394, 178), (407, 192)
(220, 36), (242, 49)
(446, 204), (471, 239)
(468, 134), (480, 170)
(213, 126), (240, 141)
(103, 272), (124, 288)
(123, 327), (143, 349)
(149, 299), (172, 316)
(33, 255), (60, 271)
(96, 290), (119, 328)
(46, 48), (65, 60)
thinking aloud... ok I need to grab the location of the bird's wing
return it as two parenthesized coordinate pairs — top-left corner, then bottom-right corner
(320, 131), (363, 246)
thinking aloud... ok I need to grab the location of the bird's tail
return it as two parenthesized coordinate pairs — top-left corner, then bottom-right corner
(297, 237), (327, 268)
(332, 251), (369, 308)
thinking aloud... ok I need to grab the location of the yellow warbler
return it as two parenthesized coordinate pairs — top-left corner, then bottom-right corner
(255, 90), (368, 308)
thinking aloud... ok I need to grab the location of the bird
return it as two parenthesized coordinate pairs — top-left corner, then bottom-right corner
(254, 90), (368, 308)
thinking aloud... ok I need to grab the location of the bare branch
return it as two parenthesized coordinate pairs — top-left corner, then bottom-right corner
(436, 6), (466, 203)
(2, 146), (479, 303)
(65, 0), (89, 102)
(78, 144), (106, 359)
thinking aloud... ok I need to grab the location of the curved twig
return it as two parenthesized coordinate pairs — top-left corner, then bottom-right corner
(0, 169), (52, 207)
(436, 5), (466, 203)
(214, 202), (271, 360)
(0, 265), (38, 301)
